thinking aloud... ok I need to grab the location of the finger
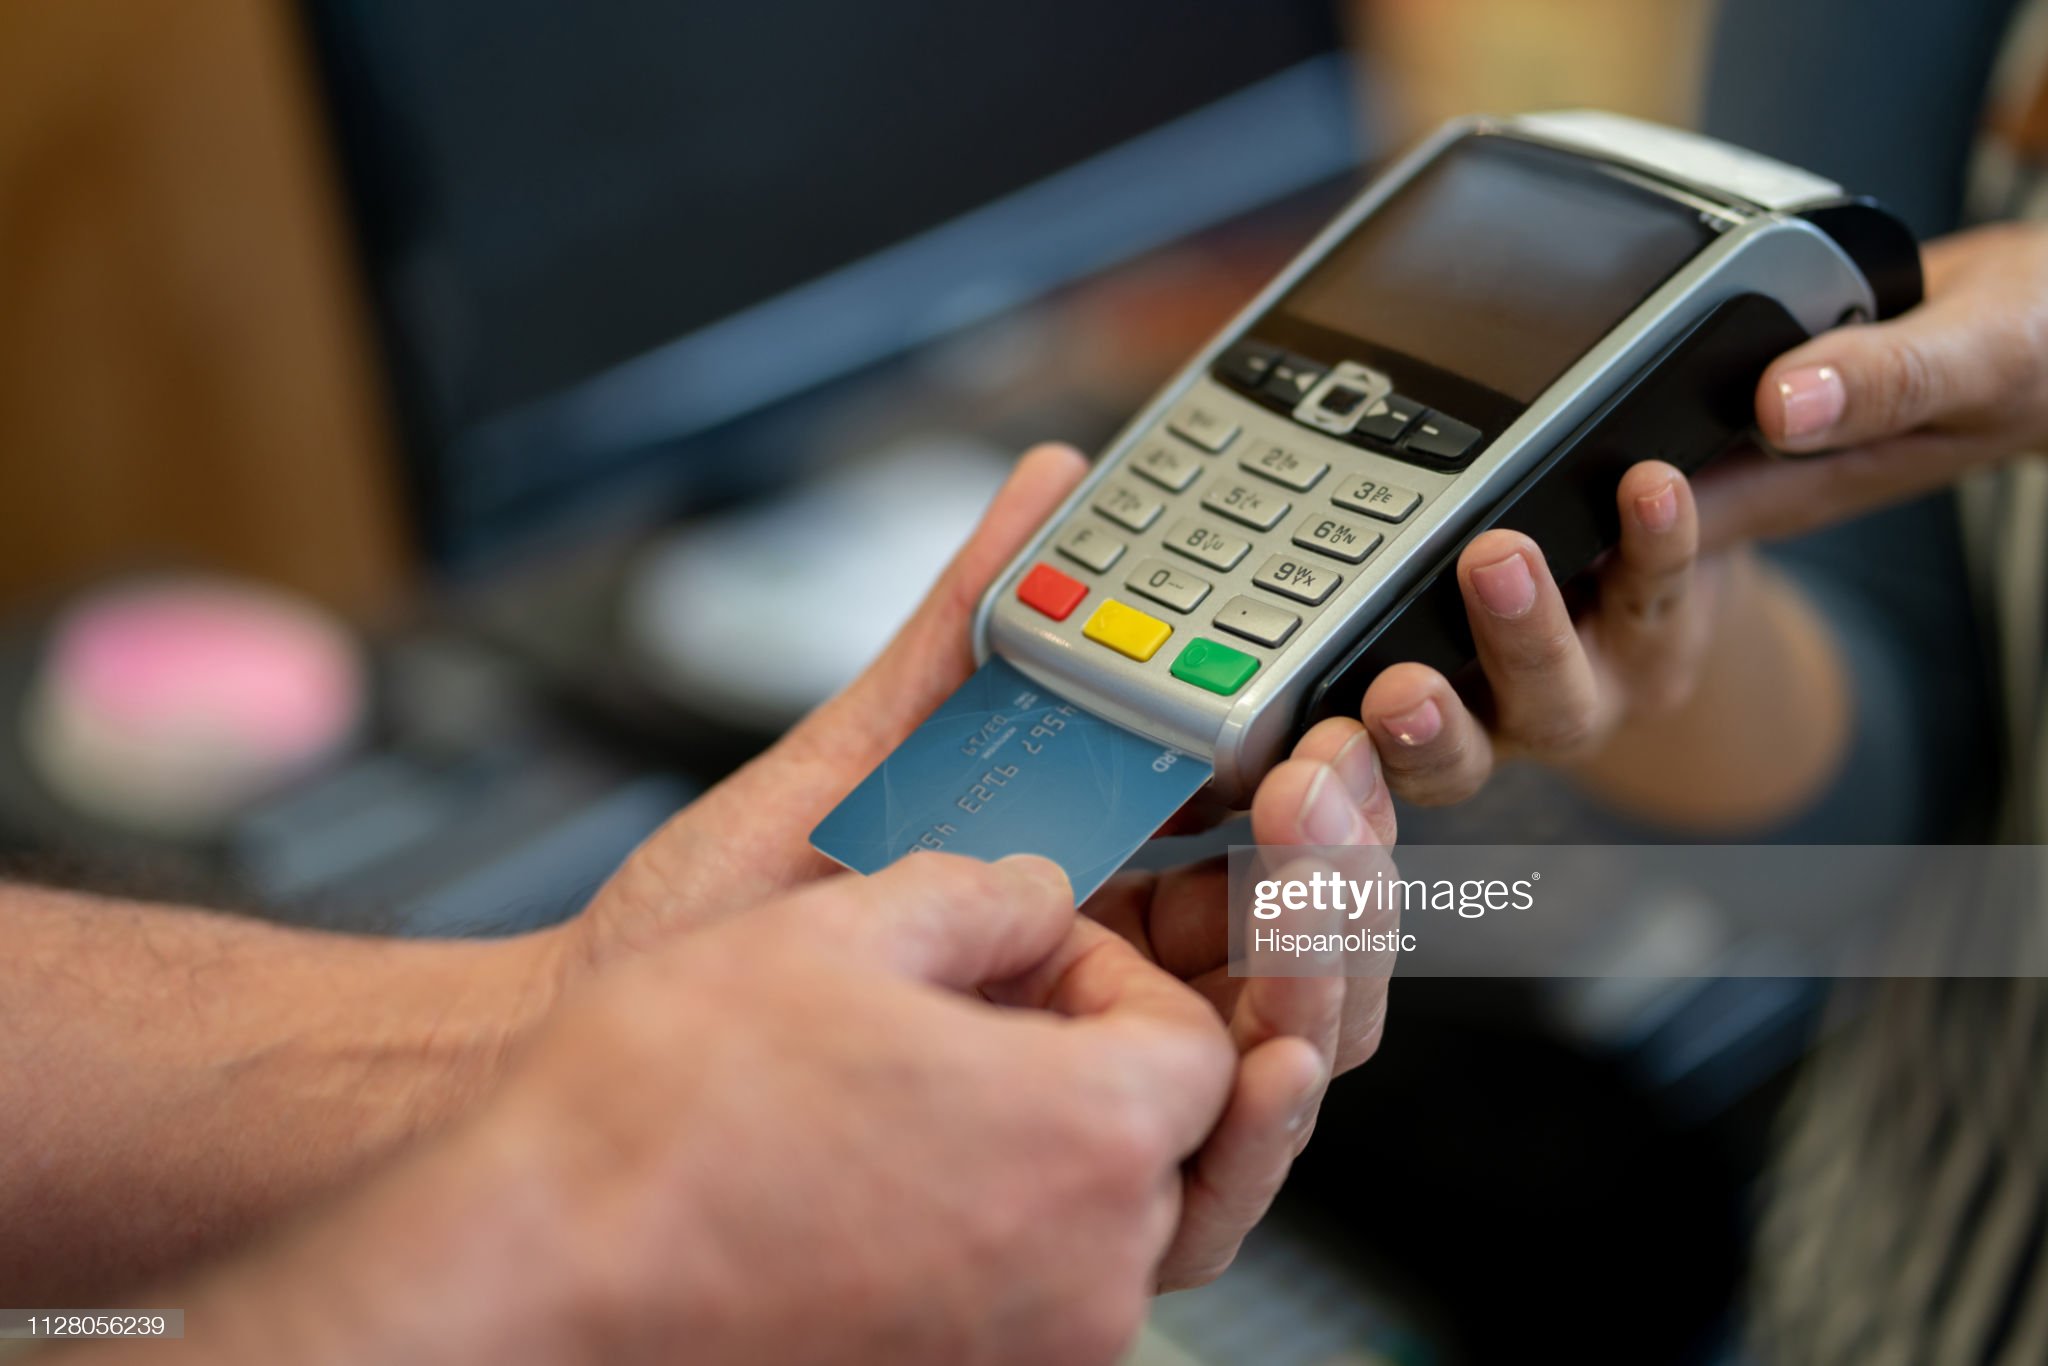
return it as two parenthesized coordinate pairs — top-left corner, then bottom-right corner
(1227, 970), (1343, 1060)
(1358, 662), (1497, 806)
(1330, 976), (1389, 1076)
(790, 852), (1075, 990)
(1593, 462), (1708, 713)
(1167, 932), (1389, 1074)
(1284, 716), (1398, 847)
(1757, 287), (2033, 453)
(1086, 859), (1230, 984)
(1456, 530), (1606, 760)
(1155, 1036), (1324, 1290)
(1692, 430), (1986, 553)
(1224, 844), (1388, 1077)
(637, 444), (1090, 914)
(1250, 757), (1357, 847)
(990, 918), (1237, 1159)
(1218, 910), (1389, 1077)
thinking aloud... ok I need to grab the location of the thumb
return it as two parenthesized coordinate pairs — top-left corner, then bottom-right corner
(989, 915), (1238, 1160)
(601, 444), (1088, 935)
(1758, 296), (2013, 454)
(779, 442), (1088, 775)
(788, 852), (1077, 991)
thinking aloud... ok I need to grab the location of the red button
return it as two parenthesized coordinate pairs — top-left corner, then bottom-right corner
(1017, 563), (1087, 621)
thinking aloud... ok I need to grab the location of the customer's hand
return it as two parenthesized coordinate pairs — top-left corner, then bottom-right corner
(1086, 712), (1398, 1285)
(581, 442), (1387, 1287)
(151, 854), (1237, 1366)
(581, 443), (1093, 953)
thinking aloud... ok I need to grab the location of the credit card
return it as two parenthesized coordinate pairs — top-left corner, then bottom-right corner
(811, 656), (1212, 902)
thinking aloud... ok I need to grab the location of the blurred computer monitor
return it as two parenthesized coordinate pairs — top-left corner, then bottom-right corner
(299, 1), (1361, 571)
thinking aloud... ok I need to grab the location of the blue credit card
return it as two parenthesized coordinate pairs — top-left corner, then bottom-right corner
(811, 656), (1212, 903)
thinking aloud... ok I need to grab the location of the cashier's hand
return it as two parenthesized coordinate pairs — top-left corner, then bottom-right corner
(1358, 221), (2048, 804)
(1081, 713), (1397, 1287)
(584, 441), (1385, 1290)
(1696, 220), (2048, 548)
(1353, 461), (1719, 804)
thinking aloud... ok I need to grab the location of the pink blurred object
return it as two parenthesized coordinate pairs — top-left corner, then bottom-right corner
(24, 579), (366, 835)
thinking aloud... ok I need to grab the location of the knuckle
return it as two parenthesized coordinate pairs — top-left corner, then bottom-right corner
(1495, 620), (1580, 677)
(949, 855), (1016, 907)
(1506, 700), (1600, 757)
(1395, 752), (1487, 808)
(1984, 310), (2048, 409)
(1872, 336), (1941, 429)
(1622, 522), (1694, 572)
(911, 849), (988, 893)
(1080, 1086), (1168, 1193)
(1063, 1287), (1148, 1365)
(1610, 569), (1690, 629)
(783, 883), (865, 949)
(904, 852), (1022, 918)
(1193, 1026), (1239, 1090)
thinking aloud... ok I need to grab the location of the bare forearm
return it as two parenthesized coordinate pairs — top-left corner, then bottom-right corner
(0, 885), (565, 1302)
(51, 1113), (586, 1366)
(1569, 549), (1853, 831)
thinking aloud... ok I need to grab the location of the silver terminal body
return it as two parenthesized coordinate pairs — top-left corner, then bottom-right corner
(974, 110), (1878, 806)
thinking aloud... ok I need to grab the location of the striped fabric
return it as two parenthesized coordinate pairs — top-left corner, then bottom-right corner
(1746, 5), (2048, 1360)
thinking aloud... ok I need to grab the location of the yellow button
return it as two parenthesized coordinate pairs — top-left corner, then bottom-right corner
(1083, 598), (1172, 662)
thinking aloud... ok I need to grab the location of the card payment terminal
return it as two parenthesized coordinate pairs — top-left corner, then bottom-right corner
(973, 109), (1919, 808)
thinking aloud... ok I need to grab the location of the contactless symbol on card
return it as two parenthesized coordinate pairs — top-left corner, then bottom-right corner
(811, 658), (1211, 903)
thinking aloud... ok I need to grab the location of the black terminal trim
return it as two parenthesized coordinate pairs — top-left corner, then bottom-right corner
(1302, 292), (1812, 727)
(1799, 198), (1924, 321)
(1211, 326), (1520, 477)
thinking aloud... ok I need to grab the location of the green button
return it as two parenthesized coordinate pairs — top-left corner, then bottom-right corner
(1171, 637), (1260, 696)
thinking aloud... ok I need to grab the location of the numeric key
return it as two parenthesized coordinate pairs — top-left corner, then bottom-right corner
(1201, 479), (1290, 531)
(1124, 558), (1212, 615)
(1093, 482), (1163, 532)
(1161, 518), (1249, 572)
(1331, 475), (1423, 522)
(1291, 513), (1382, 564)
(1056, 523), (1125, 573)
(1252, 554), (1341, 606)
(1168, 404), (1240, 452)
(1239, 440), (1327, 491)
(1131, 442), (1202, 492)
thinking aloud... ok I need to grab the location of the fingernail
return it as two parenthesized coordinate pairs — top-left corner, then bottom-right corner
(1633, 480), (1678, 534)
(996, 853), (1072, 901)
(1380, 698), (1442, 747)
(1295, 767), (1361, 845)
(1775, 364), (1845, 446)
(1332, 731), (1380, 805)
(1471, 552), (1535, 619)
